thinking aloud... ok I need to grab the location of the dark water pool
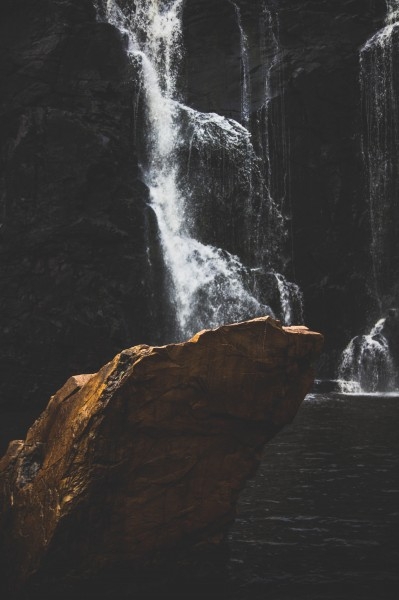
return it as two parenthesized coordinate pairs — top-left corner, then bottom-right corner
(227, 393), (399, 600)
(23, 393), (399, 600)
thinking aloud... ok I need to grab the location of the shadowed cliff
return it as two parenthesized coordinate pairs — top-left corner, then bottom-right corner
(0, 0), (389, 447)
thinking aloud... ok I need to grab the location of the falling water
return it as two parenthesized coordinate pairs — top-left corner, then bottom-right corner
(338, 319), (395, 393)
(274, 273), (303, 326)
(230, 1), (251, 128)
(258, 2), (290, 213)
(257, 3), (301, 324)
(360, 0), (399, 305)
(338, 1), (399, 390)
(100, 0), (303, 339)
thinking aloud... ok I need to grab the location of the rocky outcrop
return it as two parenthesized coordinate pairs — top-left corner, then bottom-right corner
(0, 0), (166, 433)
(0, 316), (322, 597)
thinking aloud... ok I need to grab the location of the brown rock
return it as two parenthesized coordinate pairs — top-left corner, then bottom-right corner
(0, 316), (322, 596)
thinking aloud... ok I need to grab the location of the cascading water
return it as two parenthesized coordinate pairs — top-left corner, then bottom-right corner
(230, 1), (251, 129)
(99, 0), (302, 340)
(338, 1), (399, 391)
(274, 273), (303, 327)
(258, 3), (290, 216)
(360, 0), (399, 306)
(338, 319), (395, 393)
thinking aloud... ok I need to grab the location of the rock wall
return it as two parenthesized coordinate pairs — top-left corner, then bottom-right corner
(0, 0), (390, 446)
(183, 0), (387, 372)
(0, 0), (168, 436)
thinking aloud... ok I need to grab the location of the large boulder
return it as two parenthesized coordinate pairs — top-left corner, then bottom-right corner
(0, 316), (322, 597)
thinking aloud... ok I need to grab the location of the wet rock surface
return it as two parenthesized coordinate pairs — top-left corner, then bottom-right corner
(0, 0), (391, 444)
(184, 0), (387, 372)
(381, 308), (399, 377)
(0, 0), (160, 432)
(0, 317), (322, 597)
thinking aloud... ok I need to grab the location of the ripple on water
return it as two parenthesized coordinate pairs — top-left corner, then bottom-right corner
(227, 393), (399, 600)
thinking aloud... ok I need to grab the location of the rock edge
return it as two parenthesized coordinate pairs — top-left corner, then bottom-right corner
(0, 316), (323, 596)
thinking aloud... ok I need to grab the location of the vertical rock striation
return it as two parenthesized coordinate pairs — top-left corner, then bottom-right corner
(0, 0), (390, 448)
(183, 0), (387, 370)
(0, 0), (164, 440)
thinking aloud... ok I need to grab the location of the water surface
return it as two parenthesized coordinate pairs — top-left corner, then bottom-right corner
(47, 393), (398, 600)
(227, 393), (399, 599)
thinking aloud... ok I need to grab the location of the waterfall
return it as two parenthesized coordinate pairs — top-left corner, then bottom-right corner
(230, 1), (251, 128)
(100, 0), (301, 340)
(360, 0), (399, 305)
(338, 319), (395, 393)
(338, 1), (399, 391)
(257, 2), (290, 213)
(387, 0), (399, 24)
(274, 273), (303, 327)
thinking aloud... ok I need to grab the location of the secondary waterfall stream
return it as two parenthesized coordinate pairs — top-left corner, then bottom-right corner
(230, 1), (251, 128)
(338, 318), (395, 393)
(360, 0), (399, 306)
(99, 0), (302, 340)
(338, 1), (399, 392)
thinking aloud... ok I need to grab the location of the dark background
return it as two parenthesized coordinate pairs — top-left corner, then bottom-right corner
(0, 0), (392, 452)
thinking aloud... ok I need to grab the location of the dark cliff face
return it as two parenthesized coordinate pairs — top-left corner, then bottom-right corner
(184, 0), (387, 371)
(0, 0), (391, 450)
(277, 0), (387, 369)
(0, 0), (163, 442)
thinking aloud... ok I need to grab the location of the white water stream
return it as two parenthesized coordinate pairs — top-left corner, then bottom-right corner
(230, 1), (251, 128)
(338, 318), (394, 393)
(360, 0), (399, 305)
(338, 1), (398, 391)
(100, 0), (302, 340)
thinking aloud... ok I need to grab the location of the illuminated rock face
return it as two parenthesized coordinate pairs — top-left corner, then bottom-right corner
(0, 317), (322, 596)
